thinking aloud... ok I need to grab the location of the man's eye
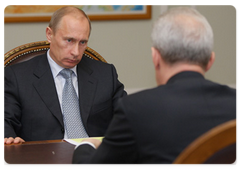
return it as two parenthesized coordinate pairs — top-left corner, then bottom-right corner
(67, 39), (72, 42)
(80, 41), (87, 45)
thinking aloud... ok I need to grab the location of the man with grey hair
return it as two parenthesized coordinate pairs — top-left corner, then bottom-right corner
(72, 7), (236, 164)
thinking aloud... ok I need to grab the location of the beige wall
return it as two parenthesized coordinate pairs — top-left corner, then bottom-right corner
(4, 5), (236, 93)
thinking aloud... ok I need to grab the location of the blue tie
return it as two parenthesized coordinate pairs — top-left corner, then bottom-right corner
(60, 68), (88, 139)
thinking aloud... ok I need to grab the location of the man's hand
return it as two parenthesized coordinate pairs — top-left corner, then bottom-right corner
(4, 137), (25, 144)
(82, 138), (102, 149)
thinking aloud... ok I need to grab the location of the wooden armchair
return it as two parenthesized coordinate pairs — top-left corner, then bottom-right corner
(4, 40), (107, 67)
(173, 119), (236, 164)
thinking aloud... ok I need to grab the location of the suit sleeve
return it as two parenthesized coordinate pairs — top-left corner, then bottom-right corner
(4, 66), (22, 138)
(72, 98), (138, 163)
(72, 144), (96, 164)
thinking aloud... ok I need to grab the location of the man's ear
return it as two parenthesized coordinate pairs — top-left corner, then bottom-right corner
(46, 27), (53, 43)
(205, 52), (215, 72)
(151, 47), (161, 70)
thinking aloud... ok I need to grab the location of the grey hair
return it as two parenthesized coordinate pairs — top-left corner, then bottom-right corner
(151, 7), (213, 68)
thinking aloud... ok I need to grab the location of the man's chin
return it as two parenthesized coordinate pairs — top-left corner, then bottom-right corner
(63, 61), (80, 68)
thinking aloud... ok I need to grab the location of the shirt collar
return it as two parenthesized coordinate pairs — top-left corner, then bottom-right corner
(47, 50), (77, 78)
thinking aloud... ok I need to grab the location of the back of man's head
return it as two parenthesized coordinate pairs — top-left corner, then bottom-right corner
(151, 7), (213, 69)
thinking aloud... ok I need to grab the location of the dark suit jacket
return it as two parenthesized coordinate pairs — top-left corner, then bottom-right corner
(5, 54), (126, 141)
(72, 71), (236, 164)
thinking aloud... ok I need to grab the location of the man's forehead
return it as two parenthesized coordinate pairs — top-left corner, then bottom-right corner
(56, 15), (89, 34)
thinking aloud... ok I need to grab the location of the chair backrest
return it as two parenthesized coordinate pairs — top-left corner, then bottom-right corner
(173, 119), (236, 164)
(4, 40), (107, 67)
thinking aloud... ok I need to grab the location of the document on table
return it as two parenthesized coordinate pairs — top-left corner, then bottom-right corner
(64, 137), (104, 145)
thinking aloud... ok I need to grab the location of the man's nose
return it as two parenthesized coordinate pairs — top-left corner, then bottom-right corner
(71, 43), (80, 57)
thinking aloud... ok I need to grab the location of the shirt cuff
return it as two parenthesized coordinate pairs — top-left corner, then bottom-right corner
(74, 141), (96, 150)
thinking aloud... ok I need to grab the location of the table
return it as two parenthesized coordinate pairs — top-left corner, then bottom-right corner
(4, 140), (76, 164)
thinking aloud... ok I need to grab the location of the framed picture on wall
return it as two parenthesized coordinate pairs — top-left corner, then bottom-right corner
(4, 5), (151, 22)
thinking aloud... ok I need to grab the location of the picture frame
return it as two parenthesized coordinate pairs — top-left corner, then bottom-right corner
(4, 5), (151, 23)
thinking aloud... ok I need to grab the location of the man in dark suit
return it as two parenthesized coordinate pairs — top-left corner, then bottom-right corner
(4, 7), (126, 144)
(72, 7), (236, 163)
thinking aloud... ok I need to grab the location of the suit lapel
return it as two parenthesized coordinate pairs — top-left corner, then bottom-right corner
(77, 57), (97, 130)
(32, 54), (64, 127)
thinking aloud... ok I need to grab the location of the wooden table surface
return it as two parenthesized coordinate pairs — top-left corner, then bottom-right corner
(4, 140), (76, 164)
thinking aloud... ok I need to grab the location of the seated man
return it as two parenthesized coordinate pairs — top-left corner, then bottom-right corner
(72, 7), (236, 163)
(4, 6), (126, 144)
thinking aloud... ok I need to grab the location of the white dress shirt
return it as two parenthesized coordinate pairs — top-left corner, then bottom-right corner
(47, 50), (79, 139)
